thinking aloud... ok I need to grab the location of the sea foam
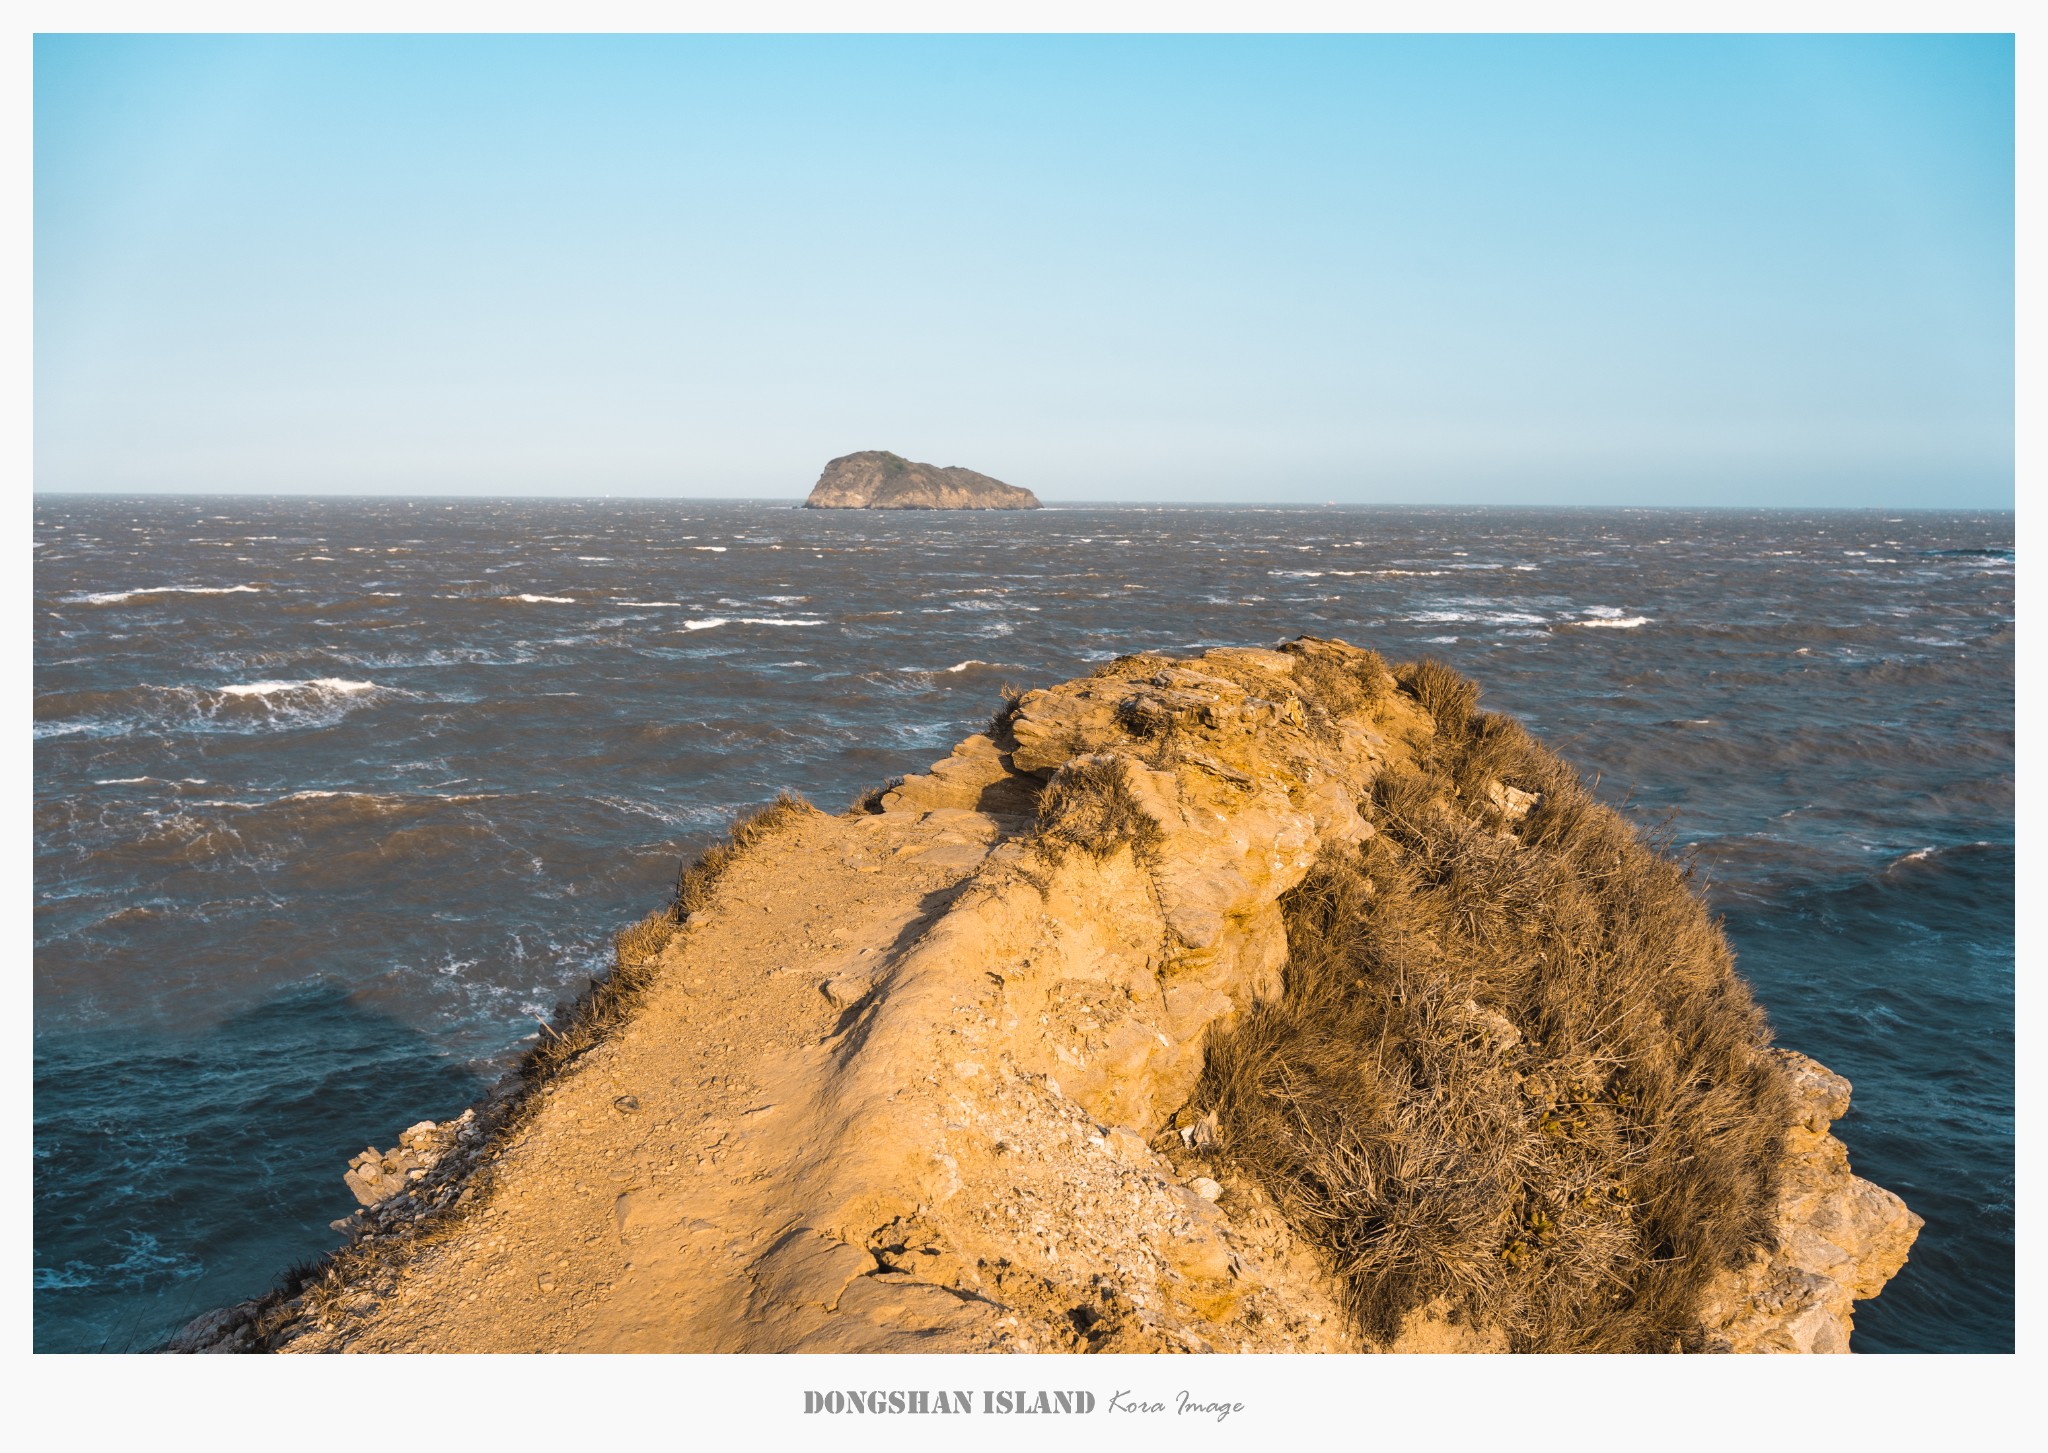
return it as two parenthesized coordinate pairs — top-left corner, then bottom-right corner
(70, 585), (261, 605)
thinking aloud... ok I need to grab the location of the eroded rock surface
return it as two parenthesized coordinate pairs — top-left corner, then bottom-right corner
(170, 639), (1917, 1354)
(1695, 1051), (1923, 1352)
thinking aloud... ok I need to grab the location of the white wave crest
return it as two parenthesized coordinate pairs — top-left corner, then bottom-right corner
(507, 594), (575, 604)
(897, 659), (995, 676)
(1408, 608), (1547, 626)
(220, 678), (378, 698)
(70, 584), (261, 605)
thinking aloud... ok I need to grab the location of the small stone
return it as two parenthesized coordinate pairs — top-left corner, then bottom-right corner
(1189, 1177), (1223, 1202)
(613, 1095), (640, 1114)
(822, 974), (873, 1009)
(1105, 1127), (1150, 1164)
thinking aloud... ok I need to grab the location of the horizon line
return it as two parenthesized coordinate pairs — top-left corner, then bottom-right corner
(29, 491), (2017, 514)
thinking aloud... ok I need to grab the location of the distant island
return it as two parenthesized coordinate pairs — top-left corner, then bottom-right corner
(802, 450), (1040, 510)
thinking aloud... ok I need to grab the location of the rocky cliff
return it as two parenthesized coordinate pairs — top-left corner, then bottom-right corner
(170, 639), (1917, 1354)
(802, 450), (1040, 509)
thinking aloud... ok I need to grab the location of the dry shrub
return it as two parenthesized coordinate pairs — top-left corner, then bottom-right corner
(1033, 755), (1164, 866)
(1399, 656), (1480, 741)
(1194, 663), (1789, 1352)
(848, 778), (903, 814)
(985, 683), (1029, 744)
(1281, 637), (1393, 739)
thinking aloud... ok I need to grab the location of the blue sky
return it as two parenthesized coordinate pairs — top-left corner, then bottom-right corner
(34, 34), (2014, 504)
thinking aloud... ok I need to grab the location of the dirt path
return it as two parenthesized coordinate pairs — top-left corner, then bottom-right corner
(189, 639), (1923, 1357)
(276, 646), (1386, 1355)
(290, 805), (1015, 1352)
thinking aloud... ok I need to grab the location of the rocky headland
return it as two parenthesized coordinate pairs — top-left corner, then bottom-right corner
(170, 639), (1918, 1354)
(802, 450), (1040, 509)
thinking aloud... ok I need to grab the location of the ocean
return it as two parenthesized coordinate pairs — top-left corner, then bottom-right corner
(31, 497), (2013, 1353)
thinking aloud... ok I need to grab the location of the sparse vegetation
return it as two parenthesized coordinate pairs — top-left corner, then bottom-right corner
(614, 906), (676, 969)
(1192, 659), (1790, 1352)
(185, 643), (1811, 1355)
(1280, 637), (1394, 739)
(675, 791), (818, 921)
(848, 777), (903, 814)
(1031, 754), (1164, 867)
(515, 790), (819, 1085)
(985, 683), (1029, 743)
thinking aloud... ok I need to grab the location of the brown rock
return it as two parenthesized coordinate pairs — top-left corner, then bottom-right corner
(802, 451), (1039, 510)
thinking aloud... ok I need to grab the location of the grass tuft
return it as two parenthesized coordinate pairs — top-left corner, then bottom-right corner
(1399, 656), (1480, 742)
(848, 778), (903, 814)
(503, 791), (823, 1085)
(675, 791), (818, 919)
(1281, 636), (1394, 739)
(985, 683), (1030, 743)
(1032, 755), (1164, 867)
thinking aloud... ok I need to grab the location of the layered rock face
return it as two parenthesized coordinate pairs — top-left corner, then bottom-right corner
(1695, 1051), (1923, 1352)
(335, 1114), (480, 1224)
(171, 639), (1917, 1354)
(802, 450), (1040, 509)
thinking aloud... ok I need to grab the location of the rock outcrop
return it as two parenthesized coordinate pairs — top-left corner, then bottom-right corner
(802, 450), (1040, 510)
(1694, 1051), (1923, 1352)
(167, 639), (1917, 1354)
(336, 1113), (480, 1221)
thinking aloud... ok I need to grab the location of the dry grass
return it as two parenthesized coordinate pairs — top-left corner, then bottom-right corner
(614, 906), (677, 969)
(1193, 659), (1789, 1352)
(1088, 651), (1181, 683)
(1280, 637), (1394, 739)
(848, 778), (902, 814)
(1032, 754), (1164, 867)
(985, 683), (1030, 743)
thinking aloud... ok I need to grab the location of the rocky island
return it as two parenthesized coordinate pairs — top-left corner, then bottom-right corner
(171, 639), (1918, 1354)
(802, 450), (1040, 510)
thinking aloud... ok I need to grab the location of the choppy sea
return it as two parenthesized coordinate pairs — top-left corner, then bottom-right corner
(32, 497), (2013, 1352)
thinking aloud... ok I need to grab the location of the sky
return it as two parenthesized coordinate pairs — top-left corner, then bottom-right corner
(33, 34), (2015, 505)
